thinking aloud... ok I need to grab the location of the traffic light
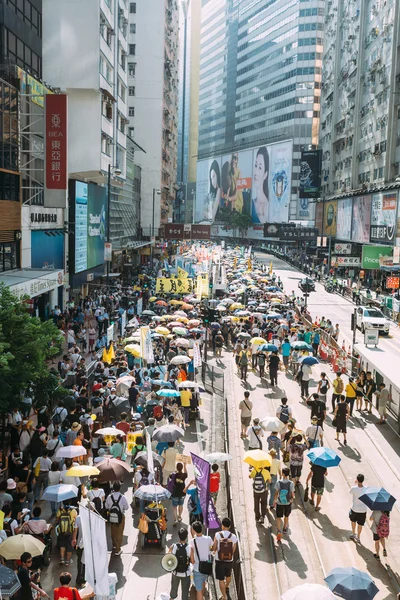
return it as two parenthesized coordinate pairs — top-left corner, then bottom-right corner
(208, 308), (217, 323)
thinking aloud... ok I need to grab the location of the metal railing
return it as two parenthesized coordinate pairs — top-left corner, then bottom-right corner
(201, 363), (225, 396)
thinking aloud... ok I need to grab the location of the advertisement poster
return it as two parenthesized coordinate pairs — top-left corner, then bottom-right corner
(87, 183), (106, 269)
(299, 149), (322, 199)
(195, 140), (292, 225)
(361, 245), (392, 269)
(156, 278), (194, 294)
(351, 195), (371, 243)
(371, 192), (397, 243)
(323, 200), (337, 236)
(31, 230), (64, 270)
(75, 181), (88, 273)
(336, 198), (353, 240)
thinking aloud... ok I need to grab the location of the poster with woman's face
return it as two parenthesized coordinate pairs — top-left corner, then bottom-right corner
(253, 140), (292, 224)
(195, 158), (221, 222)
(351, 195), (371, 243)
(323, 200), (337, 236)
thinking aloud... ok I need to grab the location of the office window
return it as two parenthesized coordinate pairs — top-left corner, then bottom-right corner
(0, 241), (18, 273)
(130, 23), (136, 33)
(129, 107), (135, 116)
(129, 86), (135, 96)
(128, 62), (136, 76)
(130, 2), (136, 13)
(129, 44), (136, 55)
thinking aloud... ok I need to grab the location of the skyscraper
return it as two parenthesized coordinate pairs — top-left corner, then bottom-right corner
(195, 0), (324, 225)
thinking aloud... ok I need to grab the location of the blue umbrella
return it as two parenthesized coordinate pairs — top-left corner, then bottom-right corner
(156, 389), (181, 397)
(306, 447), (341, 468)
(359, 487), (396, 511)
(299, 356), (319, 366)
(266, 286), (282, 291)
(42, 484), (78, 503)
(325, 567), (379, 600)
(150, 379), (172, 387)
(258, 344), (278, 352)
(266, 313), (281, 319)
(291, 341), (313, 350)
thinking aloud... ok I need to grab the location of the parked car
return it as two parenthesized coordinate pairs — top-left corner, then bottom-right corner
(298, 277), (316, 293)
(356, 306), (390, 335)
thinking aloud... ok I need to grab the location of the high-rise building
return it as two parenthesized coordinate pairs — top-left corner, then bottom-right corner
(320, 0), (400, 198)
(128, 0), (179, 236)
(195, 0), (325, 225)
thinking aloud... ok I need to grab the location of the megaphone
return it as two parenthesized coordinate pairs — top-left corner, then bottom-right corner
(161, 553), (178, 572)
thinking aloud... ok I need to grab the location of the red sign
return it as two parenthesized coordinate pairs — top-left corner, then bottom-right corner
(45, 94), (67, 189)
(164, 224), (184, 240)
(191, 224), (211, 240)
(386, 276), (400, 289)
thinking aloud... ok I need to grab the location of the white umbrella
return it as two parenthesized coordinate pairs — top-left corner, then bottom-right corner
(95, 427), (122, 436)
(55, 445), (87, 459)
(169, 355), (191, 365)
(177, 381), (205, 391)
(260, 416), (286, 433)
(281, 584), (336, 600)
(204, 452), (232, 463)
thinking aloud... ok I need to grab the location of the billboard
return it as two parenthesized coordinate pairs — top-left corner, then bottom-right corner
(370, 191), (397, 243)
(74, 181), (106, 273)
(195, 140), (293, 225)
(336, 198), (353, 240)
(31, 230), (64, 270)
(361, 245), (392, 269)
(315, 202), (324, 234)
(299, 149), (322, 199)
(351, 195), (371, 243)
(323, 200), (337, 236)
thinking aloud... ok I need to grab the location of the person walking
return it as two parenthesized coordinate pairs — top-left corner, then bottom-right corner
(268, 449), (281, 508)
(334, 394), (350, 445)
(331, 373), (344, 412)
(345, 377), (357, 417)
(355, 374), (365, 412)
(349, 474), (368, 543)
(18, 552), (49, 600)
(249, 464), (271, 523)
(364, 371), (376, 413)
(239, 392), (253, 438)
(288, 434), (307, 486)
(33, 449), (52, 502)
(299, 363), (312, 398)
(276, 397), (292, 429)
(214, 331), (224, 358)
(305, 416), (324, 448)
(170, 462), (188, 525)
(273, 467), (295, 542)
(305, 461), (327, 512)
(55, 503), (77, 566)
(306, 393), (326, 428)
(281, 337), (291, 372)
(267, 431), (282, 459)
(370, 510), (390, 560)
(168, 527), (191, 600)
(317, 373), (330, 405)
(105, 481), (129, 555)
(189, 521), (213, 600)
(212, 517), (237, 600)
(53, 572), (82, 600)
(180, 387), (192, 428)
(376, 382), (390, 424)
(239, 346), (249, 381)
(257, 349), (266, 378)
(246, 418), (264, 450)
(268, 351), (280, 387)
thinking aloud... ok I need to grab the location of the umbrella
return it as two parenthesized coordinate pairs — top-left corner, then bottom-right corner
(55, 445), (87, 459)
(134, 451), (165, 468)
(243, 450), (271, 469)
(42, 484), (78, 503)
(266, 312), (281, 319)
(306, 447), (341, 468)
(175, 339), (190, 348)
(235, 310), (251, 317)
(325, 567), (379, 600)
(169, 355), (191, 365)
(149, 297), (157, 302)
(152, 424), (185, 442)
(172, 327), (188, 336)
(142, 310), (156, 316)
(290, 341), (313, 350)
(156, 300), (168, 306)
(260, 416), (286, 432)
(124, 345), (141, 357)
(174, 310), (188, 317)
(299, 356), (319, 366)
(238, 332), (251, 340)
(150, 379), (172, 387)
(216, 305), (227, 311)
(188, 319), (201, 326)
(66, 465), (100, 477)
(95, 427), (122, 436)
(96, 458), (132, 482)
(359, 487), (397, 511)
(116, 375), (135, 395)
(156, 389), (181, 397)
(258, 344), (278, 352)
(134, 484), (171, 502)
(178, 381), (205, 392)
(0, 535), (45, 560)
(155, 327), (170, 335)
(204, 452), (232, 463)
(250, 337), (268, 345)
(168, 321), (184, 328)
(0, 565), (21, 597)
(282, 583), (336, 600)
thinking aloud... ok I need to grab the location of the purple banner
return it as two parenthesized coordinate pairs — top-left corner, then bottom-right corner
(190, 452), (220, 529)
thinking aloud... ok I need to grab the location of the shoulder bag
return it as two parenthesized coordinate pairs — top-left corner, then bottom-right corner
(194, 538), (213, 575)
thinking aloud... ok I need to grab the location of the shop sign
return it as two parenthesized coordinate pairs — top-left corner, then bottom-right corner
(164, 224), (184, 240)
(10, 270), (64, 299)
(386, 276), (400, 289)
(364, 328), (379, 346)
(45, 94), (68, 190)
(361, 245), (392, 269)
(104, 242), (112, 262)
(334, 243), (352, 255)
(331, 256), (360, 266)
(29, 206), (64, 229)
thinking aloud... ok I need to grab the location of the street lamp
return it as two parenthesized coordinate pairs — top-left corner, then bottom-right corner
(106, 163), (122, 288)
(152, 188), (161, 268)
(191, 188), (196, 224)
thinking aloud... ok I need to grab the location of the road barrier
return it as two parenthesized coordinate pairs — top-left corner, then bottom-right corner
(201, 362), (225, 396)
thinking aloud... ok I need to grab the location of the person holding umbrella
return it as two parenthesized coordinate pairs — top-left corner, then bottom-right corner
(370, 509), (390, 560)
(305, 461), (327, 512)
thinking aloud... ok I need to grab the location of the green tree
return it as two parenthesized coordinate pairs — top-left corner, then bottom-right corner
(0, 284), (64, 413)
(230, 212), (253, 238)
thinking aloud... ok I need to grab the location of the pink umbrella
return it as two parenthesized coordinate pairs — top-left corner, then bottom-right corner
(167, 321), (183, 328)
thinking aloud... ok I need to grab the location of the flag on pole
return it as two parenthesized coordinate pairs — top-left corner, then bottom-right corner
(146, 432), (154, 475)
(78, 502), (109, 595)
(269, 261), (273, 275)
(190, 452), (220, 529)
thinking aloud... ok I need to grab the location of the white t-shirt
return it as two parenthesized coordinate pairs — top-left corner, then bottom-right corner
(170, 543), (191, 577)
(48, 471), (61, 486)
(350, 485), (368, 513)
(190, 535), (213, 572)
(246, 425), (264, 449)
(163, 448), (178, 472)
(88, 488), (106, 506)
(215, 530), (238, 562)
(301, 364), (312, 381)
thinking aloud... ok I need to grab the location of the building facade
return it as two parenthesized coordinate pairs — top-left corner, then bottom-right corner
(195, 0), (324, 224)
(128, 0), (179, 236)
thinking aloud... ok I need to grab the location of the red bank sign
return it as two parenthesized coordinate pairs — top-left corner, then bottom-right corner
(45, 94), (67, 190)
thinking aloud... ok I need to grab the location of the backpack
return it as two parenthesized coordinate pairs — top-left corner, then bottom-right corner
(3, 518), (13, 538)
(91, 490), (103, 514)
(239, 351), (248, 366)
(335, 378), (344, 394)
(175, 542), (190, 573)
(218, 532), (234, 561)
(320, 381), (328, 395)
(52, 408), (64, 426)
(277, 480), (292, 505)
(108, 494), (123, 524)
(59, 509), (74, 534)
(377, 513), (390, 539)
(253, 471), (267, 494)
(153, 405), (163, 420)
(279, 405), (290, 424)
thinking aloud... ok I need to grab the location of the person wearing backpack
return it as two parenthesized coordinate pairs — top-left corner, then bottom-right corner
(331, 373), (344, 412)
(239, 346), (249, 381)
(249, 465), (271, 523)
(212, 517), (238, 600)
(370, 509), (390, 560)
(276, 397), (292, 429)
(56, 503), (77, 565)
(104, 481), (129, 555)
(87, 478), (106, 515)
(52, 402), (68, 428)
(168, 527), (191, 600)
(317, 373), (330, 404)
(273, 467), (295, 542)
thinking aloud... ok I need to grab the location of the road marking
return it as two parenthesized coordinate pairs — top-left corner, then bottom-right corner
(341, 536), (357, 564)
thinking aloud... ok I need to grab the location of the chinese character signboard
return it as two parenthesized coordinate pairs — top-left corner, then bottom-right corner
(45, 94), (67, 190)
(164, 224), (184, 240)
(331, 256), (361, 267)
(156, 278), (194, 294)
(334, 243), (352, 255)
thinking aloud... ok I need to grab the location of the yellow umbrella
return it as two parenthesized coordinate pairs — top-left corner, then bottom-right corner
(169, 300), (182, 305)
(243, 450), (271, 469)
(230, 302), (244, 310)
(66, 465), (100, 477)
(0, 535), (45, 559)
(271, 298), (282, 303)
(149, 297), (157, 302)
(125, 345), (142, 357)
(250, 337), (267, 345)
(164, 314), (178, 320)
(176, 316), (189, 323)
(155, 326), (170, 335)
(102, 343), (115, 364)
(124, 336), (140, 343)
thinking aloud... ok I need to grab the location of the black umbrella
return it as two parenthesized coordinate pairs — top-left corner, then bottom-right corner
(134, 451), (165, 468)
(0, 565), (21, 597)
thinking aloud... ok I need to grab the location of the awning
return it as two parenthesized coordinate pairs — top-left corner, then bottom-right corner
(0, 268), (64, 299)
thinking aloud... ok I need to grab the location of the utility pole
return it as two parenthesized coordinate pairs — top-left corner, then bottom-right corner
(351, 308), (357, 375)
(106, 163), (111, 289)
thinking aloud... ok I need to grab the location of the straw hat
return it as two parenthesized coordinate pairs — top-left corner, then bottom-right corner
(71, 422), (82, 432)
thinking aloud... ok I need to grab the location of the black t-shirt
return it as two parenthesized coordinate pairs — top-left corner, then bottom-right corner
(129, 387), (139, 404)
(18, 567), (33, 600)
(269, 355), (280, 370)
(311, 464), (326, 488)
(172, 471), (188, 498)
(365, 380), (376, 399)
(76, 395), (88, 410)
(310, 400), (325, 420)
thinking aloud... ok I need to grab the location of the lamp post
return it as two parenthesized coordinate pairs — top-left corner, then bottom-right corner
(106, 163), (122, 289)
(191, 188), (196, 224)
(151, 188), (161, 268)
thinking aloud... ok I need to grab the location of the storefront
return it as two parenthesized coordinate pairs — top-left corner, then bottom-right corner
(1, 268), (65, 319)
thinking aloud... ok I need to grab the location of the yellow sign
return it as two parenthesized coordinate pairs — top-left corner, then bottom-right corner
(201, 274), (209, 298)
(127, 431), (143, 454)
(196, 276), (202, 301)
(178, 267), (188, 278)
(156, 278), (194, 294)
(16, 67), (53, 108)
(139, 247), (151, 256)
